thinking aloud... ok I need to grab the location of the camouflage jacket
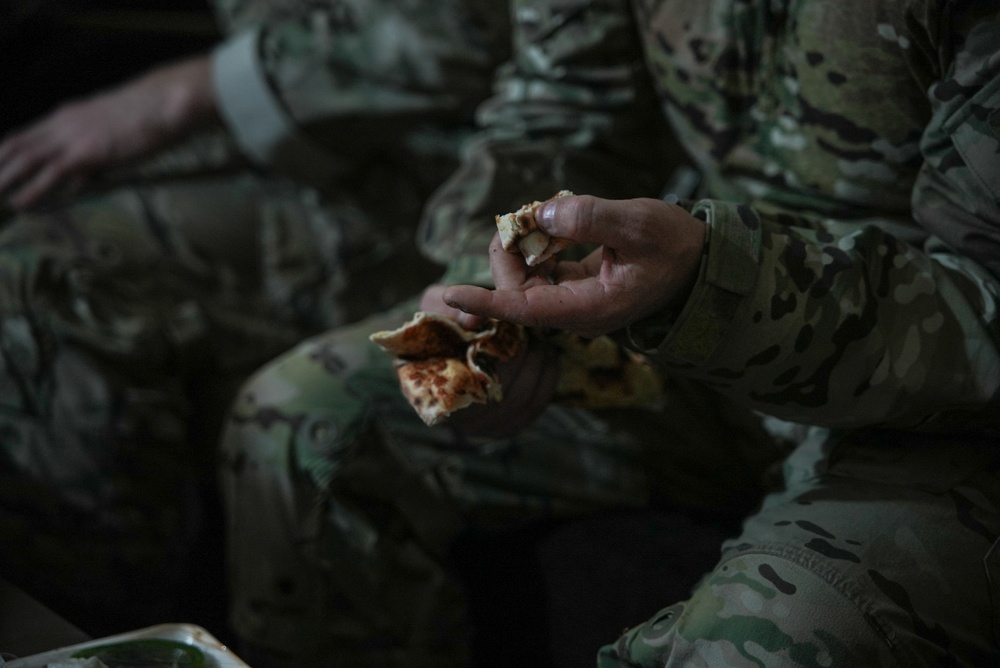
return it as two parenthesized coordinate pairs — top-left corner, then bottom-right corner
(421, 0), (1000, 432)
(208, 0), (510, 186)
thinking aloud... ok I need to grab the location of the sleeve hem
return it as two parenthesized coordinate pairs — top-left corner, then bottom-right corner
(212, 30), (347, 184)
(212, 29), (292, 165)
(629, 199), (761, 364)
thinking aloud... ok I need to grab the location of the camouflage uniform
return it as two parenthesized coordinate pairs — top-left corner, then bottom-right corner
(222, 0), (1000, 665)
(221, 303), (780, 666)
(0, 0), (509, 631)
(218, 2), (778, 667)
(589, 0), (1000, 665)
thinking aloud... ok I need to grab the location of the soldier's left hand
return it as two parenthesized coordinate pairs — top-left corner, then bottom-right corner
(419, 284), (558, 438)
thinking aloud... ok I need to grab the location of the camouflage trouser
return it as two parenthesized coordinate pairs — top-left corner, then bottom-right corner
(598, 428), (1000, 667)
(219, 300), (785, 667)
(0, 163), (438, 628)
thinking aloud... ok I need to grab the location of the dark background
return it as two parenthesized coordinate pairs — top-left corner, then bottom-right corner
(1, 1), (220, 137)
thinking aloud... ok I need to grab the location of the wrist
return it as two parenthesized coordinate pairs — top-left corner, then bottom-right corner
(666, 202), (708, 309)
(627, 199), (762, 363)
(620, 202), (711, 353)
(153, 56), (219, 131)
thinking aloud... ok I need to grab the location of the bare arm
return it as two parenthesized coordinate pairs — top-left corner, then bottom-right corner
(0, 55), (218, 210)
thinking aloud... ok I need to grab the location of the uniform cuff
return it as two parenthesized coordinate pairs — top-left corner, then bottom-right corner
(212, 30), (291, 165)
(212, 30), (346, 185)
(626, 199), (762, 364)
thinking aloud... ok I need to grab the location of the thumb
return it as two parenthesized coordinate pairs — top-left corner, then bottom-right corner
(537, 194), (646, 250)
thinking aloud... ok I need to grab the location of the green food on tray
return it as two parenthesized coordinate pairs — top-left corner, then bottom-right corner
(70, 639), (206, 668)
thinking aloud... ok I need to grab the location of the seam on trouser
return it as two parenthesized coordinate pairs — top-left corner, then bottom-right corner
(717, 542), (903, 665)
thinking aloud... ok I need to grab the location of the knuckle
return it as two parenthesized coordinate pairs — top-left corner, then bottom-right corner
(574, 194), (599, 222)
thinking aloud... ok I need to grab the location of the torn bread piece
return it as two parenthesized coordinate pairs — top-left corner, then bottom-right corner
(395, 358), (488, 427)
(370, 311), (523, 426)
(373, 192), (667, 427)
(496, 189), (576, 266)
(371, 310), (666, 427)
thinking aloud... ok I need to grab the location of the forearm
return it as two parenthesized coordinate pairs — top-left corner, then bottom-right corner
(0, 53), (222, 210)
(631, 202), (1000, 430)
(635, 7), (1000, 431)
(132, 55), (219, 139)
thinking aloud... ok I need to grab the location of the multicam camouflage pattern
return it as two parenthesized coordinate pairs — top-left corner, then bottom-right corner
(221, 0), (1000, 665)
(419, 0), (683, 283)
(209, 0), (510, 176)
(221, 301), (782, 666)
(598, 429), (1000, 667)
(624, 0), (1000, 434)
(428, 0), (1000, 665)
(0, 174), (346, 625)
(0, 0), (508, 631)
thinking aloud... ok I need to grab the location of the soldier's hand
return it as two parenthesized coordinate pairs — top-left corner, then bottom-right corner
(445, 194), (706, 339)
(419, 284), (558, 438)
(0, 56), (217, 210)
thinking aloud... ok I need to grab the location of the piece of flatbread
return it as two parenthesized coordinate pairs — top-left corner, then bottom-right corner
(495, 190), (576, 266)
(395, 357), (488, 427)
(370, 311), (523, 426)
(373, 193), (667, 427)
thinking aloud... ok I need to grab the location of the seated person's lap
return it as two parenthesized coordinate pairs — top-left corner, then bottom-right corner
(600, 433), (1000, 667)
(219, 302), (785, 665)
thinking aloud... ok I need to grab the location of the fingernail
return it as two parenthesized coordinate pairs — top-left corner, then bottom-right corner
(537, 202), (555, 226)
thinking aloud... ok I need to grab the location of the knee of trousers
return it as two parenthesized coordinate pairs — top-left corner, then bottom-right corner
(217, 330), (473, 661)
(218, 343), (373, 640)
(218, 299), (423, 498)
(219, 333), (377, 486)
(598, 551), (898, 668)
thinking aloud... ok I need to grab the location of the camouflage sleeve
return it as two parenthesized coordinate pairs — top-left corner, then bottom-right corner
(627, 7), (1000, 431)
(211, 1), (509, 182)
(418, 0), (682, 284)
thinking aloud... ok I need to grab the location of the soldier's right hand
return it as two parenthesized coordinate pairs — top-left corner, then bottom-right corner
(445, 194), (707, 339)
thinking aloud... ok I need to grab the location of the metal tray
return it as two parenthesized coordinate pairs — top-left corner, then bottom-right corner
(6, 624), (250, 668)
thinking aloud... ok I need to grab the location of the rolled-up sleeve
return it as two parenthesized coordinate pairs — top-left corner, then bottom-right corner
(209, 2), (510, 184)
(213, 29), (345, 181)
